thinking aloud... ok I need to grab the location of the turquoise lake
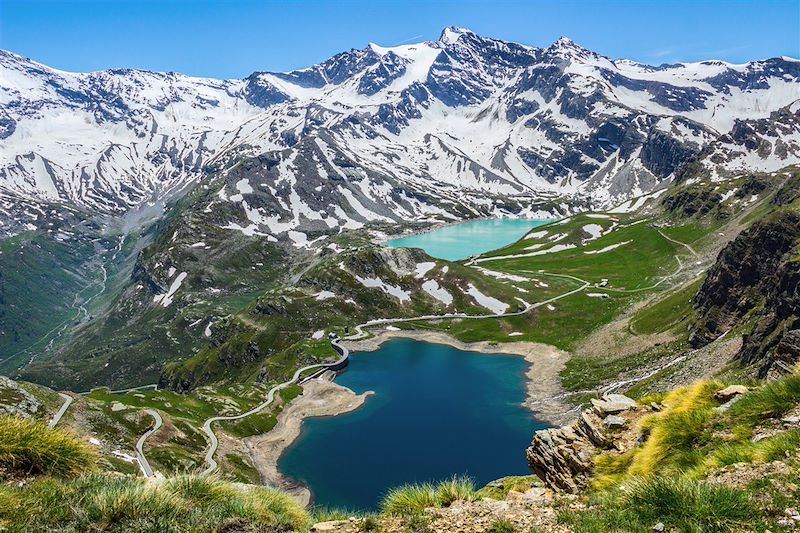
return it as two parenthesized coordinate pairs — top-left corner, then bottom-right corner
(278, 339), (547, 510)
(386, 218), (551, 261)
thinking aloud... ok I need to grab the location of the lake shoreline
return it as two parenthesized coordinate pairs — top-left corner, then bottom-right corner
(251, 330), (571, 508)
(343, 329), (573, 425)
(243, 377), (373, 507)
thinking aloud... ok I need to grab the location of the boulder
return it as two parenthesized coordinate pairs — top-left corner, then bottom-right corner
(0, 376), (41, 418)
(605, 394), (638, 408)
(713, 395), (743, 413)
(603, 415), (626, 429)
(591, 394), (638, 415)
(714, 385), (749, 402)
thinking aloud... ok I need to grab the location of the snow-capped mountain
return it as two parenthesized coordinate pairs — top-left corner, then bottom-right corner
(1, 27), (799, 237)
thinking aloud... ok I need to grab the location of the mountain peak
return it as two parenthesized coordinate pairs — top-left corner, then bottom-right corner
(552, 36), (576, 47)
(438, 26), (476, 45)
(545, 36), (595, 59)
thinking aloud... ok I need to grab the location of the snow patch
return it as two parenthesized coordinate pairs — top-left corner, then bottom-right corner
(355, 275), (411, 303)
(582, 224), (603, 241)
(315, 290), (336, 300)
(584, 240), (632, 254)
(414, 261), (436, 279)
(474, 267), (528, 282)
(466, 283), (508, 314)
(421, 279), (453, 305)
(525, 230), (548, 240)
(153, 271), (187, 307)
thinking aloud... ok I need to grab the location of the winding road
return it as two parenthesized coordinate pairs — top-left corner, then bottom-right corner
(48, 393), (73, 428)
(197, 269), (590, 473)
(135, 409), (163, 478)
(200, 339), (351, 474)
(80, 383), (158, 396)
(148, 229), (699, 475)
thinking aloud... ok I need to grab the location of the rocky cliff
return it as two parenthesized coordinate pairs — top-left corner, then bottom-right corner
(526, 393), (641, 493)
(690, 170), (800, 375)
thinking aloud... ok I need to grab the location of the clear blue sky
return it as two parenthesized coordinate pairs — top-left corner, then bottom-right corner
(1, 0), (798, 78)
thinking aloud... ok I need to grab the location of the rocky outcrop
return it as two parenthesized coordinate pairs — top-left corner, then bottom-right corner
(685, 171), (800, 377)
(0, 376), (42, 418)
(661, 183), (724, 218)
(739, 258), (800, 377)
(526, 394), (639, 493)
(640, 129), (698, 178)
(690, 209), (800, 350)
(714, 385), (749, 402)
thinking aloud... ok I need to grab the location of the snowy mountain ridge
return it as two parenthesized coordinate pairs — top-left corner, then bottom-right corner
(1, 27), (799, 237)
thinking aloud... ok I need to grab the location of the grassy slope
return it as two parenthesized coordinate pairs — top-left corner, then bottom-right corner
(0, 416), (310, 532)
(561, 372), (800, 532)
(395, 213), (686, 351)
(0, 232), (104, 373)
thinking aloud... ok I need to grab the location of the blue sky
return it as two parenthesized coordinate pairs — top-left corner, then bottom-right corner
(1, 0), (798, 78)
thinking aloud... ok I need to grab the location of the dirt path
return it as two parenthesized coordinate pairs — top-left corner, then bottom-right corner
(658, 229), (699, 257)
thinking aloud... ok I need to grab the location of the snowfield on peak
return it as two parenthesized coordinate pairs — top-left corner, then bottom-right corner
(1, 27), (799, 237)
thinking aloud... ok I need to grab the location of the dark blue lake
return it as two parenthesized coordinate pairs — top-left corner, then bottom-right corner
(278, 339), (547, 510)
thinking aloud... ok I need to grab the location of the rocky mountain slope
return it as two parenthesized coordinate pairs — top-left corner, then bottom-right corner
(2, 27), (799, 394)
(2, 27), (799, 240)
(689, 168), (800, 377)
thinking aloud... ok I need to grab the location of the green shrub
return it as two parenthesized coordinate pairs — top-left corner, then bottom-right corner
(755, 430), (800, 462)
(626, 381), (719, 478)
(81, 475), (183, 526)
(381, 482), (437, 515)
(163, 473), (237, 505)
(0, 415), (97, 478)
(358, 516), (381, 531)
(434, 476), (478, 506)
(621, 476), (758, 532)
(564, 476), (759, 532)
(381, 477), (479, 516)
(311, 506), (353, 522)
(477, 475), (539, 500)
(703, 442), (756, 470)
(238, 485), (311, 531)
(727, 374), (800, 424)
(0, 472), (311, 532)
